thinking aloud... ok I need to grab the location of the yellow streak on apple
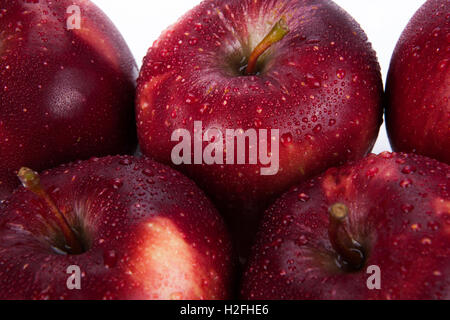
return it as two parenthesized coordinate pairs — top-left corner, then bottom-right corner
(138, 72), (175, 118)
(433, 198), (450, 235)
(72, 6), (121, 72)
(131, 217), (221, 300)
(322, 170), (355, 200)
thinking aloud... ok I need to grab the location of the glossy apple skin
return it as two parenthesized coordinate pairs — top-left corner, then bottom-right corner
(241, 153), (450, 300)
(136, 0), (383, 258)
(0, 0), (138, 202)
(386, 0), (450, 164)
(0, 156), (234, 300)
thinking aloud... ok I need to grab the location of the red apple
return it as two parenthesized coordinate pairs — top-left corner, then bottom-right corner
(0, 0), (138, 202)
(136, 0), (384, 259)
(241, 152), (450, 300)
(386, 0), (450, 164)
(0, 156), (234, 300)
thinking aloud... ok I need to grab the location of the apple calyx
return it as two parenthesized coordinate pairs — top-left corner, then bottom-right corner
(18, 167), (84, 255)
(328, 203), (365, 271)
(245, 18), (290, 75)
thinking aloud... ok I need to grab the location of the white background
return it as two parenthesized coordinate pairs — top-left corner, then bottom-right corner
(91, 0), (426, 154)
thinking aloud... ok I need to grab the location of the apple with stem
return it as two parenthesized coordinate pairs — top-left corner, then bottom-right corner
(241, 152), (450, 300)
(0, 156), (234, 300)
(0, 0), (138, 202)
(386, 0), (450, 164)
(136, 0), (384, 260)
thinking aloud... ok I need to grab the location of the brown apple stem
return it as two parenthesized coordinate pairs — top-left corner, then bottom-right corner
(328, 203), (365, 270)
(245, 18), (290, 75)
(18, 167), (83, 254)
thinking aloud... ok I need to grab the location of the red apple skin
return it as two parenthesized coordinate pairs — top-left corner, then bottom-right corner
(241, 152), (450, 300)
(0, 0), (138, 202)
(136, 0), (383, 258)
(0, 156), (234, 300)
(386, 0), (450, 165)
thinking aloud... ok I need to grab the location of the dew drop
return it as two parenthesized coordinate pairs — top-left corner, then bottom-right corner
(119, 158), (132, 166)
(313, 124), (322, 133)
(112, 178), (123, 189)
(401, 204), (415, 213)
(306, 73), (321, 88)
(336, 69), (346, 79)
(432, 27), (441, 37)
(400, 179), (413, 188)
(366, 167), (379, 178)
(438, 59), (448, 70)
(281, 133), (293, 146)
(143, 169), (154, 177)
(298, 193), (310, 202)
(103, 250), (118, 268)
(402, 166), (417, 174)
(427, 221), (441, 231)
(296, 235), (309, 246)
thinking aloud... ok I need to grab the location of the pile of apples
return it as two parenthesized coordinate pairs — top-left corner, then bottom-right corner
(0, 0), (448, 300)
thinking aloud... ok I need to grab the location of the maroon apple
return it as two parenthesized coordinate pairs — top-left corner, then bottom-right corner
(136, 0), (384, 259)
(241, 152), (450, 300)
(0, 0), (138, 202)
(386, 0), (450, 164)
(0, 156), (234, 300)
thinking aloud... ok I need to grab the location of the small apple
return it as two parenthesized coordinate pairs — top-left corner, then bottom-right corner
(136, 0), (384, 259)
(241, 152), (449, 300)
(0, 0), (138, 202)
(0, 156), (234, 300)
(386, 0), (450, 164)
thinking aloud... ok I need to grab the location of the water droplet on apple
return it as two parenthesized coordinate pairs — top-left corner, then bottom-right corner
(281, 133), (293, 146)
(119, 158), (132, 166)
(296, 235), (309, 246)
(313, 124), (322, 133)
(194, 23), (203, 31)
(427, 221), (441, 231)
(298, 193), (310, 202)
(143, 169), (154, 177)
(306, 73), (321, 88)
(412, 46), (421, 58)
(400, 179), (413, 188)
(306, 38), (320, 44)
(401, 204), (415, 213)
(438, 59), (448, 70)
(103, 249), (118, 268)
(112, 178), (123, 189)
(381, 152), (393, 159)
(402, 165), (417, 174)
(366, 167), (379, 178)
(336, 69), (346, 79)
(432, 27), (441, 37)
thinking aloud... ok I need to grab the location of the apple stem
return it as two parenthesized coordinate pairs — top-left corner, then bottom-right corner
(18, 167), (83, 254)
(328, 203), (365, 271)
(245, 18), (290, 75)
